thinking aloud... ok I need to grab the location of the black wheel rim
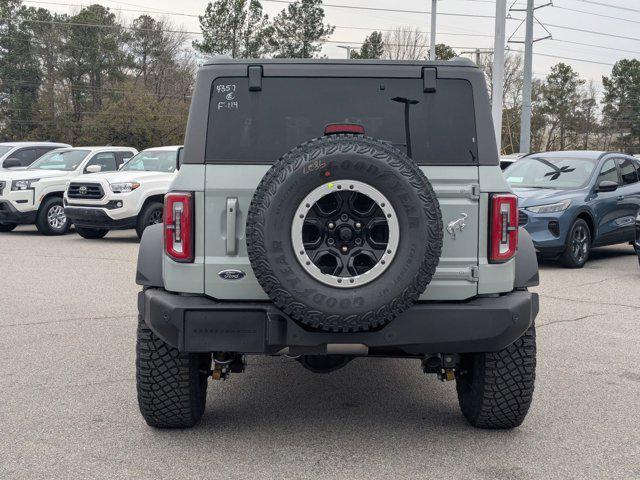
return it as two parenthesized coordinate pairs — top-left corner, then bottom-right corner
(570, 224), (589, 262)
(291, 180), (399, 288)
(148, 209), (163, 226)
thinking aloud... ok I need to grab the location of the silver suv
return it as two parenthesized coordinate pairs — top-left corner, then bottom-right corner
(135, 58), (540, 430)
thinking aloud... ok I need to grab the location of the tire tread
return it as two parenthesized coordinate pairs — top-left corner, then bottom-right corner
(135, 315), (209, 428)
(456, 324), (536, 429)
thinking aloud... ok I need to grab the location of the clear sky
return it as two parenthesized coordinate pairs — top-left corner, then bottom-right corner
(25, 0), (640, 91)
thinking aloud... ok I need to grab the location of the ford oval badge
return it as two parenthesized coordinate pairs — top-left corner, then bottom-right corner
(218, 269), (246, 280)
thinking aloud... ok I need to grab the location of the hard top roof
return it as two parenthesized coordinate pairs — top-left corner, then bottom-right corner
(202, 56), (477, 68)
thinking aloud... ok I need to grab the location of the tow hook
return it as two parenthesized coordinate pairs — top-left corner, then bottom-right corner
(422, 354), (460, 382)
(211, 353), (245, 381)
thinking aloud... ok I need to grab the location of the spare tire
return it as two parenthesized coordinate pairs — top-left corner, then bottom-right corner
(246, 134), (443, 332)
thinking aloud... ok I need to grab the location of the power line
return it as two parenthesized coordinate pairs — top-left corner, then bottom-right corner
(22, 0), (640, 50)
(25, 0), (496, 19)
(23, 0), (199, 18)
(7, 4), (636, 69)
(550, 39), (640, 57)
(553, 4), (640, 25)
(528, 20), (640, 43)
(572, 0), (640, 14)
(263, 0), (495, 17)
(1, 78), (192, 99)
(333, 25), (495, 38)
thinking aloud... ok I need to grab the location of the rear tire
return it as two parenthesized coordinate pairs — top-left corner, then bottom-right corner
(75, 227), (109, 239)
(456, 324), (536, 429)
(560, 218), (591, 268)
(36, 197), (70, 235)
(136, 315), (211, 428)
(0, 223), (17, 232)
(136, 202), (163, 239)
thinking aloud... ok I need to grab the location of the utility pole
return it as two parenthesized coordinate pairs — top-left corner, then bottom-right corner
(429, 0), (437, 60)
(492, 0), (507, 154)
(519, 0), (535, 154)
(337, 45), (354, 59)
(460, 48), (492, 66)
(509, 1), (551, 153)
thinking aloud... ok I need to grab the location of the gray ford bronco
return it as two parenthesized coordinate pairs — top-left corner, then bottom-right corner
(135, 58), (539, 430)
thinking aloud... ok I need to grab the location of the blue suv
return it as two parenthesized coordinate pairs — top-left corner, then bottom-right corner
(504, 151), (640, 268)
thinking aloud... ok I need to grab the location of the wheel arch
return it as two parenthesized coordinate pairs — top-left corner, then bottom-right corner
(514, 227), (539, 288)
(136, 223), (164, 287)
(140, 194), (165, 214)
(574, 210), (595, 242)
(38, 190), (65, 211)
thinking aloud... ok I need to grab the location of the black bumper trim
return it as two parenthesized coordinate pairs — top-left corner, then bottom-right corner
(139, 288), (539, 355)
(0, 200), (37, 224)
(64, 206), (137, 230)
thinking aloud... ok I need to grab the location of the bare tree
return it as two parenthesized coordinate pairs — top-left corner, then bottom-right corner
(382, 26), (427, 60)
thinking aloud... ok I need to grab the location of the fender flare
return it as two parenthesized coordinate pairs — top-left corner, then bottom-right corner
(136, 223), (164, 287)
(514, 227), (539, 288)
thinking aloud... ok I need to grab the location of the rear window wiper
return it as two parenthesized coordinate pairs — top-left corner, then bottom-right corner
(392, 97), (420, 159)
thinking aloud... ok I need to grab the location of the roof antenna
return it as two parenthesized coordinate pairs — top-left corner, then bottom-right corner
(392, 97), (419, 158)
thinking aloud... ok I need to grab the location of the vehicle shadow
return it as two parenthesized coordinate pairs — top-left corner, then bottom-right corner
(149, 357), (523, 444)
(2, 227), (41, 236)
(538, 244), (636, 269)
(83, 234), (140, 245)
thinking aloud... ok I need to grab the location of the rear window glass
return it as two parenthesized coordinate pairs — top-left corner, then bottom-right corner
(618, 158), (638, 185)
(205, 77), (477, 165)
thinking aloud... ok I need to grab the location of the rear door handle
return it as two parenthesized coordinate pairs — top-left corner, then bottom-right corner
(226, 197), (238, 255)
(617, 195), (625, 201)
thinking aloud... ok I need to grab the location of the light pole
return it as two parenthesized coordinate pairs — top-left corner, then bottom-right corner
(429, 0), (437, 60)
(519, 0), (535, 154)
(492, 0), (507, 154)
(337, 45), (354, 59)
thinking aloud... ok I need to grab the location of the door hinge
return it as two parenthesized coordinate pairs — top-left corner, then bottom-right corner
(248, 65), (263, 91)
(471, 184), (481, 200)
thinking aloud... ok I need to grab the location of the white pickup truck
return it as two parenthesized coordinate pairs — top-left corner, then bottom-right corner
(64, 146), (181, 239)
(0, 146), (137, 234)
(0, 141), (71, 170)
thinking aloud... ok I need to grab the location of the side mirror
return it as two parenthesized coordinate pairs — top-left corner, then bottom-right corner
(176, 147), (184, 171)
(3, 158), (21, 169)
(85, 165), (102, 174)
(596, 180), (618, 192)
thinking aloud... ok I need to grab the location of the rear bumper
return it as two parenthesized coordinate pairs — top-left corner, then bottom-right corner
(64, 206), (137, 230)
(0, 200), (37, 224)
(139, 288), (539, 355)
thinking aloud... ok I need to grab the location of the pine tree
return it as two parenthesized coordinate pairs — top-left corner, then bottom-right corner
(541, 63), (584, 150)
(194, 0), (269, 59)
(351, 31), (383, 59)
(267, 0), (334, 58)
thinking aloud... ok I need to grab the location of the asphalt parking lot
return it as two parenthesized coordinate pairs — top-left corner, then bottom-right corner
(1, 226), (639, 480)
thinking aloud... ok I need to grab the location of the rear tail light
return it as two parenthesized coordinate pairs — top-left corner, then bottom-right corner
(324, 123), (365, 135)
(164, 192), (194, 263)
(489, 193), (518, 263)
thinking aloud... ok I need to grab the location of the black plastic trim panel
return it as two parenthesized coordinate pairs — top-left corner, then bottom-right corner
(139, 288), (538, 355)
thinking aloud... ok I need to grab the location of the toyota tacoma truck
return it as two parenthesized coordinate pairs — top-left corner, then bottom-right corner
(0, 141), (71, 170)
(135, 58), (540, 430)
(0, 146), (137, 234)
(64, 146), (181, 240)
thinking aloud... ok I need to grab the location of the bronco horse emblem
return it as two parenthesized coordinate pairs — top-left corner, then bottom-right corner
(446, 213), (468, 240)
